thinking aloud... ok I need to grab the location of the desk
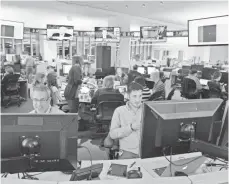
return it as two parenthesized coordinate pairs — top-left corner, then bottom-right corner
(2, 152), (227, 184)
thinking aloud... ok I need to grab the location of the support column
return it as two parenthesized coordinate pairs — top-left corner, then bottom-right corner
(108, 16), (131, 69)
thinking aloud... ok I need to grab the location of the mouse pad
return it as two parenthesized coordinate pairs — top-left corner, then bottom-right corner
(107, 164), (127, 177)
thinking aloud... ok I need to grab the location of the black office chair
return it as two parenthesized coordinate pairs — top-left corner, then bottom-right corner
(207, 81), (222, 98)
(90, 93), (124, 137)
(149, 90), (165, 101)
(180, 78), (201, 99)
(2, 74), (22, 108)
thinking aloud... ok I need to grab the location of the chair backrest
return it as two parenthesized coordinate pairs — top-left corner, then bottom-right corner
(96, 101), (124, 122)
(145, 80), (155, 89)
(4, 74), (20, 91)
(181, 77), (197, 98)
(149, 90), (165, 101)
(97, 93), (124, 105)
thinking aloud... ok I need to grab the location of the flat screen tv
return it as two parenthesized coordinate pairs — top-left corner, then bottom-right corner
(95, 27), (120, 42)
(140, 26), (167, 42)
(188, 15), (228, 46)
(47, 24), (74, 41)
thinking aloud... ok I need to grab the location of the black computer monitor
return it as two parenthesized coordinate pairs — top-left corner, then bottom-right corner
(140, 99), (223, 158)
(217, 101), (228, 149)
(182, 65), (191, 70)
(191, 64), (204, 72)
(202, 67), (218, 80)
(1, 114), (78, 173)
(219, 71), (228, 84)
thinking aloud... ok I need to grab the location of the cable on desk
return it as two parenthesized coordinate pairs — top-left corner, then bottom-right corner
(187, 176), (193, 184)
(78, 145), (93, 180)
(163, 146), (203, 166)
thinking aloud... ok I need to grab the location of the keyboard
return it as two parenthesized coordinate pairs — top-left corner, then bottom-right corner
(153, 166), (167, 176)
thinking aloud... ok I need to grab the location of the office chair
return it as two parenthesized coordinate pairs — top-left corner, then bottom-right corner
(180, 78), (201, 99)
(145, 80), (155, 89)
(103, 137), (120, 160)
(90, 94), (124, 138)
(2, 73), (22, 108)
(149, 90), (165, 101)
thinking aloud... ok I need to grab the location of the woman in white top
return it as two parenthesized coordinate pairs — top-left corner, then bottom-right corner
(47, 72), (62, 106)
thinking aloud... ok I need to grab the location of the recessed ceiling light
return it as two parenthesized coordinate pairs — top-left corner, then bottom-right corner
(142, 4), (146, 8)
(125, 5), (128, 8)
(160, 1), (164, 5)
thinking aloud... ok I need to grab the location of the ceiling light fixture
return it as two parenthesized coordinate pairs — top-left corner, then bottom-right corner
(160, 1), (164, 5)
(125, 5), (128, 8)
(142, 4), (146, 8)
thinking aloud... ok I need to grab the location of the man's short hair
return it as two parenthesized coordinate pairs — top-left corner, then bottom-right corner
(127, 81), (143, 93)
(134, 76), (145, 87)
(190, 69), (198, 75)
(5, 65), (14, 74)
(103, 75), (115, 88)
(32, 84), (51, 99)
(133, 65), (138, 70)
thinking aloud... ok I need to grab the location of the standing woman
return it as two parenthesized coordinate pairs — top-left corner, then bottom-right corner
(64, 56), (83, 113)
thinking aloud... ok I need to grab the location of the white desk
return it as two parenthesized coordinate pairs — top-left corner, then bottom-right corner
(2, 152), (228, 184)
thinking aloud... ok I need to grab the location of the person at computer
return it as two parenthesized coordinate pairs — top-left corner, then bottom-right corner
(114, 67), (128, 85)
(134, 76), (151, 102)
(208, 71), (226, 98)
(64, 55), (83, 113)
(1, 65), (16, 86)
(150, 71), (166, 100)
(91, 75), (123, 106)
(186, 69), (202, 92)
(127, 65), (142, 85)
(47, 72), (62, 106)
(109, 82), (143, 159)
(30, 84), (64, 114)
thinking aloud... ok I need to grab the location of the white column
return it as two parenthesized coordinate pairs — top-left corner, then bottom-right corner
(108, 16), (131, 68)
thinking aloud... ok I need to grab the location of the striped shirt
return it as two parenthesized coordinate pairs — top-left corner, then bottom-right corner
(152, 80), (165, 99)
(142, 87), (151, 102)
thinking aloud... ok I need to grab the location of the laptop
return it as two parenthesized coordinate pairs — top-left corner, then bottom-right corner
(153, 156), (207, 177)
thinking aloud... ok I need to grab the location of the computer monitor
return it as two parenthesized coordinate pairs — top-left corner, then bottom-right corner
(1, 114), (78, 173)
(182, 65), (191, 70)
(63, 65), (72, 75)
(147, 67), (155, 75)
(202, 67), (218, 80)
(137, 66), (145, 74)
(191, 64), (204, 72)
(217, 101), (228, 149)
(220, 71), (228, 84)
(140, 99), (223, 158)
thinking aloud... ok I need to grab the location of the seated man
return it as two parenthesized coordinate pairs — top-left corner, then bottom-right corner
(151, 71), (166, 100)
(109, 82), (143, 159)
(91, 75), (124, 105)
(127, 65), (142, 85)
(30, 84), (65, 114)
(185, 69), (202, 92)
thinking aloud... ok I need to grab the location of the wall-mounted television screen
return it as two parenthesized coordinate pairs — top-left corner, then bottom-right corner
(47, 24), (74, 41)
(0, 20), (23, 39)
(140, 26), (167, 42)
(95, 27), (120, 42)
(188, 15), (228, 46)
